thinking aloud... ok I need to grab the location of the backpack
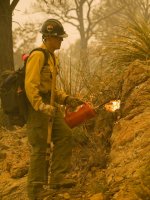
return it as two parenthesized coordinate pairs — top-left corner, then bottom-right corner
(0, 48), (49, 127)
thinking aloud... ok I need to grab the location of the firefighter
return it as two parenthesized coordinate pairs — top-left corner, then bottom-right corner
(25, 19), (83, 200)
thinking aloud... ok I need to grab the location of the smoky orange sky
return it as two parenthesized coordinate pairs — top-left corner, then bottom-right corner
(13, 0), (79, 49)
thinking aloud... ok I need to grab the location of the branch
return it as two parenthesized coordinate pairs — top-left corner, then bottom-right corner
(46, 9), (79, 28)
(91, 5), (126, 32)
(12, 20), (23, 28)
(86, 0), (94, 40)
(10, 0), (20, 12)
(64, 19), (79, 28)
(43, 0), (49, 5)
(80, 0), (87, 6)
(64, 8), (77, 18)
(74, 0), (79, 8)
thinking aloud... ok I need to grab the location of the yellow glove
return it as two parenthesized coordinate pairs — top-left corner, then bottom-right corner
(39, 103), (56, 117)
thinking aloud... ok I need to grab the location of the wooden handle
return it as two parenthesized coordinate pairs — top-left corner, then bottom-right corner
(46, 64), (57, 159)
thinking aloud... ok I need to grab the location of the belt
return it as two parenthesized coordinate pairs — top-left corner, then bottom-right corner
(39, 91), (51, 97)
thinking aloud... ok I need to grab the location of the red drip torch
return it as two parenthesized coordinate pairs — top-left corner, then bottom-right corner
(64, 103), (96, 128)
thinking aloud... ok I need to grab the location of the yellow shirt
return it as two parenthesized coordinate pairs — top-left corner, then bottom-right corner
(25, 44), (68, 111)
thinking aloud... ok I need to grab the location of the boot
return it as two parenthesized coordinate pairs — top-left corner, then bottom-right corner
(28, 185), (54, 200)
(50, 176), (76, 189)
(36, 188), (54, 200)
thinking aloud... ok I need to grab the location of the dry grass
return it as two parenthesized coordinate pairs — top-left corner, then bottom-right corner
(103, 16), (150, 67)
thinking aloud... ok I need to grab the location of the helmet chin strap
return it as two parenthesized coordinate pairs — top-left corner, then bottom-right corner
(43, 38), (55, 54)
(42, 34), (49, 41)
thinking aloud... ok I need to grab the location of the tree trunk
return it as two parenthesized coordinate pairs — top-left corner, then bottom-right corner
(78, 2), (88, 68)
(0, 0), (14, 72)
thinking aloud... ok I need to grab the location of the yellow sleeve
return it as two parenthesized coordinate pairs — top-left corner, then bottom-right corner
(55, 90), (68, 105)
(25, 51), (45, 111)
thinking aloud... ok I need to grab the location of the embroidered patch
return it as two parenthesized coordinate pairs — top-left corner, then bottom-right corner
(47, 25), (53, 32)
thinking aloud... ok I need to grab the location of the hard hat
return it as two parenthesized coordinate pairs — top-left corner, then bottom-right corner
(40, 19), (68, 38)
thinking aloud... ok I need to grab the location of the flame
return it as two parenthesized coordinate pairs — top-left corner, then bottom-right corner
(104, 100), (120, 112)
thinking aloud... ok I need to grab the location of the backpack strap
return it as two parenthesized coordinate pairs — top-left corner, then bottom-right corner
(29, 48), (49, 66)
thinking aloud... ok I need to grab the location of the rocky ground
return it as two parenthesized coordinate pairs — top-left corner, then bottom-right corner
(0, 60), (150, 200)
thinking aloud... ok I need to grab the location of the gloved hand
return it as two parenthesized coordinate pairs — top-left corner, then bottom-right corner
(39, 103), (56, 117)
(65, 96), (84, 108)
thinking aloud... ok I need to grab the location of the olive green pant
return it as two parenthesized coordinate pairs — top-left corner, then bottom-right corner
(27, 106), (73, 197)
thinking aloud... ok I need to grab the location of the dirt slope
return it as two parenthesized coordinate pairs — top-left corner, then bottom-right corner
(0, 60), (149, 200)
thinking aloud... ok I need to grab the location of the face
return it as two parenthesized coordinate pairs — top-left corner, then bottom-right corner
(45, 36), (63, 52)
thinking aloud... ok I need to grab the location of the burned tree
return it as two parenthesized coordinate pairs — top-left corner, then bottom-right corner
(0, 0), (19, 72)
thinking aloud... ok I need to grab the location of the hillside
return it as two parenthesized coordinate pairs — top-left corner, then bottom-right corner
(0, 60), (150, 200)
